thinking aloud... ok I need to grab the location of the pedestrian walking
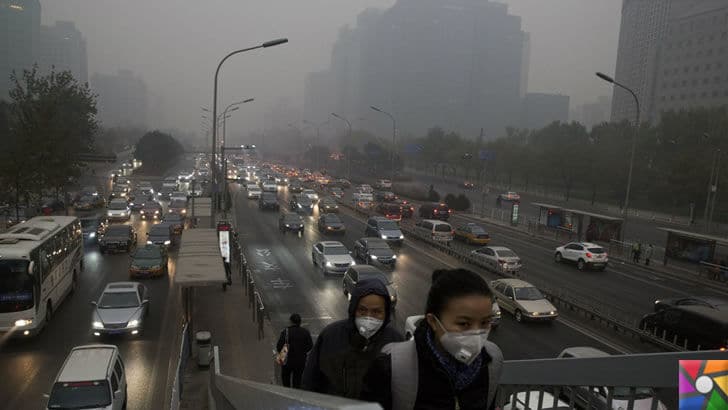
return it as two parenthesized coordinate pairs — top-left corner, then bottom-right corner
(276, 313), (313, 389)
(644, 244), (654, 266)
(635, 242), (642, 263)
(302, 278), (403, 398)
(632, 242), (641, 263)
(361, 269), (503, 410)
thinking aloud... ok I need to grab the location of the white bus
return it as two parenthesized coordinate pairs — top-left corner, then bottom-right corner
(0, 216), (83, 337)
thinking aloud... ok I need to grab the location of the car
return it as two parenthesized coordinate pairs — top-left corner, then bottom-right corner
(170, 191), (188, 202)
(91, 282), (149, 336)
(128, 191), (151, 212)
(46, 344), (127, 410)
(376, 202), (403, 221)
(639, 305), (728, 350)
(391, 199), (414, 218)
(129, 244), (169, 278)
(291, 195), (314, 214)
(259, 192), (280, 211)
(262, 181), (278, 192)
(167, 198), (188, 215)
(403, 303), (502, 340)
(140, 201), (163, 221)
(375, 179), (392, 190)
(247, 186), (262, 199)
(162, 213), (185, 235)
(498, 191), (521, 202)
(454, 223), (491, 245)
(318, 198), (339, 213)
(653, 295), (728, 312)
(302, 189), (319, 202)
(99, 224), (137, 254)
(146, 224), (174, 249)
(162, 178), (178, 190)
(157, 186), (175, 200)
(41, 199), (65, 214)
(365, 216), (405, 245)
(353, 237), (397, 267)
(419, 202), (451, 220)
(81, 217), (107, 243)
(245, 182), (258, 190)
(74, 195), (104, 210)
(335, 178), (351, 188)
(279, 213), (305, 235)
(490, 278), (558, 322)
(106, 199), (131, 221)
(471, 246), (522, 274)
(311, 241), (356, 275)
(288, 181), (304, 193)
(554, 242), (608, 271)
(356, 184), (374, 193)
(557, 347), (668, 410)
(330, 187), (344, 199)
(460, 181), (476, 190)
(138, 186), (154, 198)
(80, 185), (100, 197)
(342, 265), (398, 308)
(109, 186), (128, 200)
(318, 213), (346, 234)
(374, 191), (397, 202)
(414, 219), (453, 243)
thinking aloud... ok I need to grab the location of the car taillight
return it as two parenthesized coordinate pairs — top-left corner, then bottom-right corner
(434, 209), (438, 213)
(586, 252), (593, 258)
(448, 209), (453, 213)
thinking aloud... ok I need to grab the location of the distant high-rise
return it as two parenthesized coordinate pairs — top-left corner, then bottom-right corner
(91, 70), (148, 128)
(573, 95), (612, 130)
(611, 0), (672, 123)
(39, 21), (87, 84)
(521, 93), (569, 130)
(0, 0), (41, 99)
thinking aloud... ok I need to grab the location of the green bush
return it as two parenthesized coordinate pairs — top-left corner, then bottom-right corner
(444, 193), (457, 208)
(456, 194), (471, 211)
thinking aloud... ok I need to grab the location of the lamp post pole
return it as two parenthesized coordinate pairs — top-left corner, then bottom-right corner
(331, 113), (352, 180)
(596, 72), (640, 239)
(370, 106), (396, 183)
(210, 38), (287, 226)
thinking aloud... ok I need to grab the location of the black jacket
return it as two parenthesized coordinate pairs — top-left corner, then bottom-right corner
(302, 278), (403, 398)
(361, 323), (499, 410)
(276, 324), (313, 369)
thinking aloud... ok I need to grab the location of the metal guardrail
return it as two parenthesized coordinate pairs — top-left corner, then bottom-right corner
(239, 246), (265, 340)
(169, 323), (190, 410)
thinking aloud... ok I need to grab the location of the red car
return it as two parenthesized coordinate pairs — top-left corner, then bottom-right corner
(377, 203), (403, 221)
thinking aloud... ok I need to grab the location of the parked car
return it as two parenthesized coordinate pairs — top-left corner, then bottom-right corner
(279, 213), (305, 235)
(318, 213), (346, 234)
(376, 202), (403, 221)
(454, 223), (491, 245)
(365, 216), (404, 245)
(490, 278), (558, 323)
(46, 344), (127, 410)
(353, 237), (397, 267)
(419, 202), (451, 220)
(471, 246), (522, 274)
(554, 242), (608, 271)
(74, 195), (104, 210)
(129, 244), (169, 278)
(414, 219), (453, 244)
(375, 179), (392, 190)
(318, 198), (339, 213)
(343, 265), (397, 308)
(311, 241), (356, 275)
(99, 224), (137, 254)
(91, 282), (149, 336)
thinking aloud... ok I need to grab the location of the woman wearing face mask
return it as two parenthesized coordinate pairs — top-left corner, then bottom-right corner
(361, 268), (502, 410)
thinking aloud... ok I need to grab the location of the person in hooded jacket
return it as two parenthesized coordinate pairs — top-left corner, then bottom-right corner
(301, 277), (403, 398)
(361, 268), (503, 410)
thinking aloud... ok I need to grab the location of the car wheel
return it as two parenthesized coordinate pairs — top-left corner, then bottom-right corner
(514, 309), (523, 323)
(554, 252), (562, 263)
(405, 332), (412, 340)
(577, 259), (586, 271)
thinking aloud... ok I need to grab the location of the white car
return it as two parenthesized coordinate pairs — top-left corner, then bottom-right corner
(262, 182), (278, 192)
(106, 199), (131, 221)
(91, 282), (149, 336)
(311, 241), (356, 275)
(491, 278), (557, 323)
(170, 191), (188, 202)
(245, 183), (258, 190)
(471, 246), (522, 274)
(558, 347), (667, 410)
(302, 189), (319, 202)
(554, 242), (608, 271)
(357, 184), (374, 193)
(403, 303), (502, 340)
(247, 187), (262, 199)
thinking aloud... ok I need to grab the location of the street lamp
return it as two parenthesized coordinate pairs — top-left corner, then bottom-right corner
(370, 105), (397, 183)
(331, 113), (352, 180)
(220, 99), (255, 196)
(596, 72), (640, 238)
(210, 38), (287, 222)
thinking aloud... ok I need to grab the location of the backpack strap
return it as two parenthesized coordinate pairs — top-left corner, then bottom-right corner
(484, 341), (504, 408)
(382, 340), (418, 410)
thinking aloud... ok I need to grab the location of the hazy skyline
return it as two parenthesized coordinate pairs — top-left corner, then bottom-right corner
(40, 0), (621, 136)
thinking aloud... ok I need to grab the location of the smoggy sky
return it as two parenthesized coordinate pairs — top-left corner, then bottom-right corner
(40, 0), (622, 135)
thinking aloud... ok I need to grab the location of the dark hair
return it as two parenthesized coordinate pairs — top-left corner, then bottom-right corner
(290, 313), (302, 326)
(425, 269), (493, 316)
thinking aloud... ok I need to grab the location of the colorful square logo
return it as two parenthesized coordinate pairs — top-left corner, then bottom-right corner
(679, 360), (728, 410)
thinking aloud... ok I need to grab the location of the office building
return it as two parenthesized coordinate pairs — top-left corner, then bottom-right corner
(38, 21), (87, 84)
(572, 95), (612, 130)
(0, 0), (41, 99)
(91, 70), (148, 128)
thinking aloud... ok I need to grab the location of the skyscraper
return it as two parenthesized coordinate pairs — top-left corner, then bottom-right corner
(91, 70), (148, 128)
(0, 0), (41, 99)
(39, 21), (88, 84)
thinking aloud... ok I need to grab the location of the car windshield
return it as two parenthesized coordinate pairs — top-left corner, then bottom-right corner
(469, 226), (486, 234)
(99, 291), (139, 308)
(170, 200), (186, 208)
(368, 240), (390, 249)
(144, 203), (160, 210)
(134, 247), (161, 258)
(164, 215), (182, 222)
(47, 380), (111, 409)
(324, 215), (342, 223)
(324, 246), (349, 255)
(80, 219), (98, 228)
(588, 247), (606, 254)
(149, 226), (169, 236)
(284, 215), (303, 223)
(378, 221), (399, 230)
(515, 286), (544, 301)
(108, 202), (127, 210)
(361, 272), (392, 285)
(434, 224), (452, 232)
(0, 260), (34, 313)
(105, 226), (129, 235)
(497, 250), (518, 258)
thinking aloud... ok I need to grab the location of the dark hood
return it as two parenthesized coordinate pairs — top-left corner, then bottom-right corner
(347, 278), (393, 329)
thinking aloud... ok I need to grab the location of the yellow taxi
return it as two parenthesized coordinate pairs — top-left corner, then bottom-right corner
(454, 223), (491, 245)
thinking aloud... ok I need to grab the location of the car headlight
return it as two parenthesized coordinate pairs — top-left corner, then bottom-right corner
(127, 319), (139, 328)
(146, 240), (153, 245)
(151, 265), (161, 270)
(494, 310), (502, 317)
(107, 211), (113, 216)
(532, 312), (540, 316)
(181, 209), (187, 214)
(392, 254), (397, 259)
(350, 261), (356, 266)
(549, 311), (556, 315)
(164, 240), (171, 245)
(285, 224), (290, 227)
(155, 210), (159, 214)
(14, 319), (32, 327)
(326, 261), (333, 267)
(92, 321), (104, 329)
(399, 235), (405, 239)
(370, 255), (378, 260)
(390, 295), (396, 302)
(381, 235), (387, 239)
(89, 232), (96, 238)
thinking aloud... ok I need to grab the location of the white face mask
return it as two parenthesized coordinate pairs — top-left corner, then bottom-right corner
(355, 316), (384, 339)
(434, 316), (489, 365)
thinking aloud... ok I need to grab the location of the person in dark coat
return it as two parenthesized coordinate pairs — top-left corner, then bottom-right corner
(361, 269), (503, 410)
(276, 313), (313, 388)
(301, 278), (403, 398)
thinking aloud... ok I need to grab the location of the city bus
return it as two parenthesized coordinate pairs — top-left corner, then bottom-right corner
(0, 216), (83, 337)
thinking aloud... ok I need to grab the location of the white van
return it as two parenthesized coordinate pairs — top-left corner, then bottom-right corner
(46, 344), (127, 410)
(414, 219), (454, 243)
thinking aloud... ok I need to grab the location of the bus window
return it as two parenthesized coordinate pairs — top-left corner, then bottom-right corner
(0, 260), (34, 313)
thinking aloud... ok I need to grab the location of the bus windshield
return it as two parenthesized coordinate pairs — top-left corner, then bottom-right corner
(0, 260), (34, 313)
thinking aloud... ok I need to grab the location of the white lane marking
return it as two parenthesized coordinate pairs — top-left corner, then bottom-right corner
(256, 248), (272, 258)
(269, 278), (293, 289)
(557, 316), (632, 354)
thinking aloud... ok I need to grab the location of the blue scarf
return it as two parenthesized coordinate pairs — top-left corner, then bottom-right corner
(425, 327), (483, 391)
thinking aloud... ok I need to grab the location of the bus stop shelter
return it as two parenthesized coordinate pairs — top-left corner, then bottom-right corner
(533, 203), (624, 242)
(658, 228), (728, 266)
